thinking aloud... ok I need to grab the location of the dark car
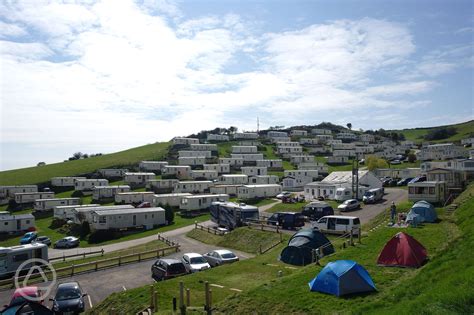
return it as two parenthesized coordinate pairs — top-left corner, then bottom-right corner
(409, 175), (427, 184)
(301, 201), (334, 220)
(397, 178), (413, 186)
(151, 259), (188, 281)
(267, 212), (305, 229)
(50, 282), (86, 314)
(33, 236), (52, 246)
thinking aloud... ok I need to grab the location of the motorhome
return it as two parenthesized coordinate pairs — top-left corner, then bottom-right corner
(311, 215), (361, 235)
(0, 243), (48, 278)
(210, 201), (259, 230)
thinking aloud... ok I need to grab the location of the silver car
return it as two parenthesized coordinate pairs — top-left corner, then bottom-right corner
(203, 249), (239, 267)
(54, 236), (80, 248)
(337, 199), (361, 212)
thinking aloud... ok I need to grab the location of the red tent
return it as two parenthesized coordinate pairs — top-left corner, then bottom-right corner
(377, 232), (428, 268)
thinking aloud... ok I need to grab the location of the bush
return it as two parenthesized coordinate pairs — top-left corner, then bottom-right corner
(425, 127), (457, 141)
(50, 218), (67, 229)
(88, 230), (120, 243)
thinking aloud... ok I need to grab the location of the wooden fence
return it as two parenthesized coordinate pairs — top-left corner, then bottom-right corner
(0, 245), (180, 290)
(49, 249), (105, 262)
(194, 223), (227, 236)
(246, 221), (282, 233)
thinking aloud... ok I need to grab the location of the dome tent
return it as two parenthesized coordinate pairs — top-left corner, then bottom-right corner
(377, 232), (428, 268)
(408, 201), (437, 223)
(279, 229), (334, 266)
(308, 260), (376, 297)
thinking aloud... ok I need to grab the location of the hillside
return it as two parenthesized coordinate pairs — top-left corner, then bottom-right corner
(391, 120), (474, 144)
(0, 142), (170, 185)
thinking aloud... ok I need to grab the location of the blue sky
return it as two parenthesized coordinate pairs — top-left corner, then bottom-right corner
(0, 0), (473, 170)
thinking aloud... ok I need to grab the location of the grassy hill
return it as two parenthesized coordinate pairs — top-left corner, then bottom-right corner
(0, 142), (170, 185)
(392, 120), (474, 144)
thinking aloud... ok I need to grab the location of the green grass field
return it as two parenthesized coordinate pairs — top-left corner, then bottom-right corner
(0, 142), (171, 185)
(392, 119), (473, 144)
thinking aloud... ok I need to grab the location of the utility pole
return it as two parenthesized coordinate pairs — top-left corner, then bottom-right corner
(352, 154), (359, 199)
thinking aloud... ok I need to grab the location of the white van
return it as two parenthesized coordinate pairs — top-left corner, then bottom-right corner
(362, 188), (384, 204)
(311, 215), (361, 235)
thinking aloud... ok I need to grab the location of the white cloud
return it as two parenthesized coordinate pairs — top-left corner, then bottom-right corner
(0, 20), (27, 37)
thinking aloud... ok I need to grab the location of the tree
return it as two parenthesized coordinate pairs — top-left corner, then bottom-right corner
(346, 123), (352, 130)
(228, 126), (238, 134)
(366, 155), (389, 171)
(164, 203), (174, 224)
(37, 162), (46, 166)
(72, 152), (83, 160)
(407, 153), (417, 163)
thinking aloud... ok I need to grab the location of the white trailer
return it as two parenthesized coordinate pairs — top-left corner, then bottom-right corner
(277, 146), (303, 155)
(72, 205), (135, 224)
(299, 138), (320, 146)
(284, 170), (319, 179)
(14, 192), (55, 205)
(267, 131), (288, 138)
(237, 184), (282, 199)
(54, 204), (100, 221)
(219, 174), (248, 185)
(203, 164), (230, 174)
(209, 185), (241, 196)
(92, 185), (131, 200)
(98, 169), (128, 178)
(207, 134), (229, 142)
(174, 181), (214, 193)
(0, 213), (35, 233)
(178, 157), (206, 166)
(230, 153), (264, 162)
(191, 170), (218, 180)
(51, 177), (86, 187)
(152, 193), (192, 208)
(162, 165), (191, 179)
(290, 155), (315, 165)
(190, 144), (218, 152)
(146, 179), (179, 192)
(91, 207), (166, 230)
(0, 185), (38, 199)
(256, 159), (283, 169)
(115, 192), (155, 204)
(290, 130), (308, 137)
(74, 179), (109, 191)
(0, 243), (48, 278)
(34, 198), (81, 211)
(233, 132), (258, 140)
(179, 150), (212, 158)
(139, 161), (169, 172)
(241, 167), (268, 176)
(248, 175), (279, 185)
(218, 158), (244, 167)
(124, 172), (156, 186)
(180, 194), (230, 211)
(173, 137), (200, 145)
(232, 146), (258, 154)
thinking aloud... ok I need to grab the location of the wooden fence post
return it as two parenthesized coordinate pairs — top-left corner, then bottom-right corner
(186, 288), (190, 307)
(179, 281), (185, 315)
(204, 281), (210, 314)
(71, 264), (74, 276)
(259, 245), (262, 254)
(153, 290), (158, 312)
(150, 285), (155, 309)
(350, 229), (354, 246)
(358, 228), (361, 243)
(101, 248), (104, 256)
(209, 289), (212, 313)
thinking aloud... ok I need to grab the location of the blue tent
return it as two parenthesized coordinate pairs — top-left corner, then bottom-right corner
(308, 260), (376, 297)
(279, 229), (334, 266)
(408, 201), (437, 223)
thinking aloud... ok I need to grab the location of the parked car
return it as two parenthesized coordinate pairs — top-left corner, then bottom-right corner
(276, 191), (292, 200)
(267, 212), (305, 229)
(54, 236), (79, 249)
(337, 199), (361, 212)
(409, 175), (427, 184)
(182, 253), (211, 273)
(312, 215), (361, 235)
(4, 286), (43, 308)
(397, 178), (413, 186)
(33, 236), (52, 246)
(383, 178), (398, 187)
(302, 201), (334, 220)
(151, 259), (188, 281)
(50, 282), (86, 314)
(390, 159), (401, 165)
(20, 232), (37, 245)
(362, 188), (384, 204)
(203, 249), (239, 267)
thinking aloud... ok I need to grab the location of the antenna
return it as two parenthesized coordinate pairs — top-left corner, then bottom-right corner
(257, 117), (260, 133)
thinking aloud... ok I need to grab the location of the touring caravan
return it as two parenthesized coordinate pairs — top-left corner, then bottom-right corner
(0, 243), (48, 278)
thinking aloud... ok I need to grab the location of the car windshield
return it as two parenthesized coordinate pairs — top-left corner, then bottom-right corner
(364, 192), (373, 197)
(221, 253), (236, 259)
(190, 257), (207, 264)
(55, 287), (81, 301)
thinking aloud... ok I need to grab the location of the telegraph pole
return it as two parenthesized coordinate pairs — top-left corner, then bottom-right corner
(352, 154), (359, 199)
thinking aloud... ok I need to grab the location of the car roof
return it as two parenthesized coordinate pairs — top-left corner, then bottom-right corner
(157, 258), (182, 264)
(213, 249), (233, 255)
(319, 215), (359, 220)
(183, 253), (204, 258)
(57, 282), (80, 290)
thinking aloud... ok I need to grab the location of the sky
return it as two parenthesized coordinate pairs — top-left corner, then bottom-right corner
(0, 0), (473, 171)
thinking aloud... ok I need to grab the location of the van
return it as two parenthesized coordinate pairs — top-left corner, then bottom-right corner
(311, 215), (360, 235)
(302, 201), (334, 220)
(362, 188), (384, 204)
(267, 212), (305, 229)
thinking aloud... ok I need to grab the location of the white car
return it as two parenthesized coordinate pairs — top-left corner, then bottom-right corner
(337, 199), (361, 212)
(181, 253), (211, 273)
(203, 249), (239, 267)
(276, 191), (292, 199)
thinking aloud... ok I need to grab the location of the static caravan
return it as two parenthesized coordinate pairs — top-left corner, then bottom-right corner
(290, 155), (315, 165)
(178, 150), (212, 158)
(282, 176), (314, 190)
(0, 185), (38, 199)
(277, 146), (303, 155)
(270, 136), (291, 143)
(172, 137), (200, 145)
(179, 194), (230, 211)
(98, 169), (128, 178)
(308, 147), (329, 155)
(72, 205), (135, 224)
(124, 172), (156, 187)
(256, 159), (283, 170)
(203, 164), (230, 174)
(174, 181), (214, 194)
(74, 179), (109, 191)
(219, 174), (248, 185)
(332, 143), (355, 150)
(232, 146), (258, 154)
(91, 207), (166, 230)
(146, 179), (179, 193)
(276, 141), (300, 148)
(0, 243), (48, 278)
(0, 213), (35, 233)
(408, 181), (447, 204)
(267, 131), (288, 138)
(178, 157), (206, 166)
(237, 184), (282, 199)
(230, 153), (264, 162)
(311, 129), (331, 135)
(290, 130), (308, 137)
(239, 141), (260, 146)
(51, 177), (86, 187)
(139, 161), (169, 172)
(316, 135), (333, 143)
(333, 149), (356, 157)
(299, 138), (320, 146)
(14, 192), (55, 205)
(327, 156), (349, 164)
(218, 158), (244, 168)
(54, 204), (100, 221)
(233, 132), (258, 140)
(190, 144), (218, 152)
(34, 198), (81, 211)
(115, 192), (155, 204)
(152, 193), (192, 208)
(284, 170), (319, 179)
(336, 132), (358, 141)
(162, 165), (192, 179)
(248, 175), (279, 185)
(326, 139), (341, 145)
(191, 170), (218, 180)
(241, 166), (268, 176)
(298, 163), (329, 174)
(207, 134), (229, 142)
(210, 185), (241, 196)
(92, 185), (131, 200)
(355, 146), (374, 154)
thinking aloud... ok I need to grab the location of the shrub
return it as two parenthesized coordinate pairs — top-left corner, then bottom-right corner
(49, 218), (67, 229)
(88, 230), (119, 243)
